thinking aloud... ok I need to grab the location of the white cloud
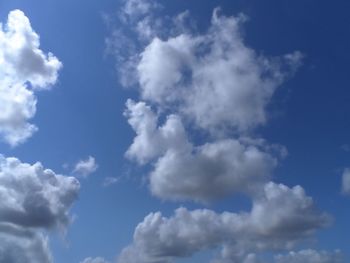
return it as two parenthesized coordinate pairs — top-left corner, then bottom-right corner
(0, 155), (80, 263)
(274, 249), (342, 263)
(73, 156), (98, 178)
(341, 168), (350, 195)
(80, 257), (110, 263)
(0, 81), (38, 146)
(125, 100), (277, 202)
(118, 183), (330, 263)
(137, 10), (302, 134)
(112, 3), (332, 263)
(122, 8), (301, 203)
(124, 100), (190, 165)
(0, 10), (62, 146)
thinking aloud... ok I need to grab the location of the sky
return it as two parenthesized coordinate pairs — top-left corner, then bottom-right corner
(0, 0), (350, 262)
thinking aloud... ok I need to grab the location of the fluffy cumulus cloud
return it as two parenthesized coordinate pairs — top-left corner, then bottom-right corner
(118, 183), (330, 263)
(0, 155), (80, 263)
(125, 100), (278, 202)
(119, 2), (302, 203)
(73, 156), (98, 178)
(137, 10), (302, 134)
(111, 0), (335, 262)
(341, 168), (350, 195)
(274, 249), (342, 263)
(0, 10), (62, 146)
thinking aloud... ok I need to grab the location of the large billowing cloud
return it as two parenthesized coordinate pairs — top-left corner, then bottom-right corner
(0, 155), (80, 263)
(121, 6), (301, 203)
(110, 0), (337, 262)
(0, 10), (62, 146)
(118, 183), (330, 263)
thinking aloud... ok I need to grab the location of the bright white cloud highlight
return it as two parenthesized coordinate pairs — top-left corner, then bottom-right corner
(0, 10), (62, 146)
(73, 156), (98, 178)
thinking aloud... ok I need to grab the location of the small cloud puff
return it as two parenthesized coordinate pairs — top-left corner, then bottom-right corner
(73, 156), (98, 178)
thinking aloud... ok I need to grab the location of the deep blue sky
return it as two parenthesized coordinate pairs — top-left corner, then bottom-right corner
(1, 0), (350, 262)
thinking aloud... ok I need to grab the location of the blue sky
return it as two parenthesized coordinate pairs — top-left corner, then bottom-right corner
(0, 0), (350, 262)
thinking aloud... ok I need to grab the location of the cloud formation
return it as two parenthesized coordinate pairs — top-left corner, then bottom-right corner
(118, 3), (301, 203)
(0, 10), (62, 146)
(137, 10), (302, 134)
(0, 155), (80, 262)
(111, 0), (335, 262)
(118, 182), (330, 263)
(73, 156), (98, 178)
(125, 100), (278, 202)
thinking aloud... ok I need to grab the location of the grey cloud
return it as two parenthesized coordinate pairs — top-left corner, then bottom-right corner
(0, 155), (80, 263)
(0, 155), (80, 229)
(0, 227), (52, 263)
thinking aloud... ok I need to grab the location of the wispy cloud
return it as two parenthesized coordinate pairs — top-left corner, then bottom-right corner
(73, 156), (98, 178)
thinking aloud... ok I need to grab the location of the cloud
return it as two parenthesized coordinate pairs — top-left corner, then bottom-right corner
(102, 177), (120, 187)
(0, 10), (62, 146)
(118, 182), (330, 263)
(121, 0), (159, 19)
(0, 155), (80, 263)
(0, 155), (80, 229)
(80, 257), (110, 263)
(0, 225), (52, 263)
(125, 100), (278, 202)
(121, 7), (300, 203)
(111, 2), (332, 263)
(73, 156), (98, 178)
(341, 168), (350, 195)
(137, 9), (302, 134)
(274, 249), (343, 263)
